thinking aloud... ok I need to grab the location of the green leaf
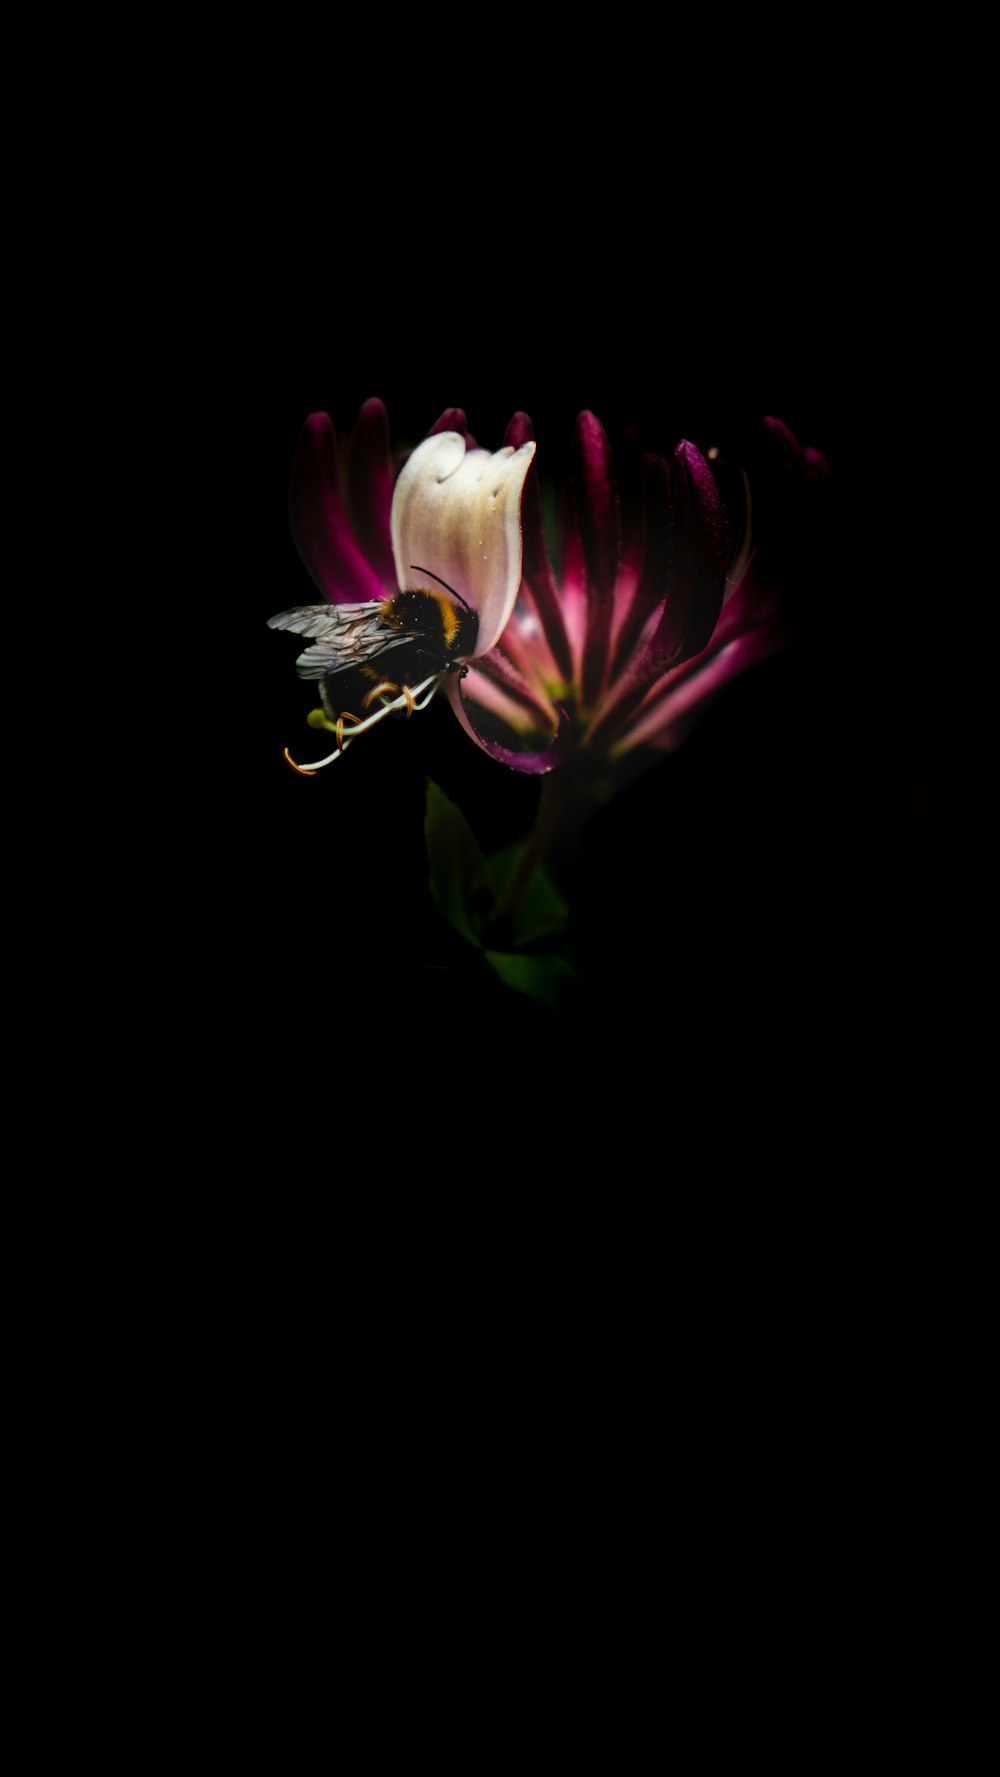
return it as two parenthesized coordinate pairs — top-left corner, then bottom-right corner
(425, 780), (575, 979)
(484, 950), (580, 1012)
(424, 779), (489, 947)
(483, 845), (572, 947)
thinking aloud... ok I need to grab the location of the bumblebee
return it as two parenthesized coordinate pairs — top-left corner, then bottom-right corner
(268, 567), (478, 773)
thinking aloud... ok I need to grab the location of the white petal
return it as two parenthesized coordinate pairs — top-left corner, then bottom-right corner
(390, 432), (536, 655)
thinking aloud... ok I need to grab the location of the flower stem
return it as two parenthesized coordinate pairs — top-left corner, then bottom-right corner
(486, 770), (600, 945)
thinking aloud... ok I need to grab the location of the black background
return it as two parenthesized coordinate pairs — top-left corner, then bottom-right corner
(66, 56), (955, 1655)
(118, 74), (956, 1594)
(234, 198), (936, 1114)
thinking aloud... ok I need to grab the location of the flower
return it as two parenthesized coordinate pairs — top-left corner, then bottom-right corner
(269, 400), (561, 773)
(453, 410), (831, 791)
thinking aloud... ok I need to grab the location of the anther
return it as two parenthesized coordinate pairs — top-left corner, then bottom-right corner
(336, 710), (363, 751)
(275, 672), (443, 772)
(362, 680), (400, 710)
(283, 747), (317, 777)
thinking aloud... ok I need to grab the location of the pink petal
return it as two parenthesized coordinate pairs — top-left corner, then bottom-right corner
(288, 413), (388, 604)
(497, 586), (568, 702)
(390, 433), (536, 656)
(612, 605), (797, 758)
(429, 409), (475, 445)
(445, 675), (571, 774)
(566, 412), (619, 707)
(647, 440), (729, 667)
(607, 450), (674, 675)
(503, 412), (573, 684)
(461, 649), (561, 733)
(344, 398), (396, 592)
(585, 443), (729, 746)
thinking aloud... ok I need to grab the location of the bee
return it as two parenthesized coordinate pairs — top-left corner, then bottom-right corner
(267, 566), (478, 773)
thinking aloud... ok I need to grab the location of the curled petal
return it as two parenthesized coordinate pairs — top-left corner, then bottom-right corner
(566, 412), (620, 706)
(289, 413), (389, 604)
(762, 415), (804, 461)
(611, 598), (797, 759)
(497, 588), (569, 704)
(461, 648), (562, 734)
(503, 412), (573, 683)
(445, 673), (571, 774)
(583, 447), (720, 744)
(429, 408), (475, 445)
(648, 440), (729, 667)
(607, 450), (675, 672)
(572, 412), (619, 599)
(390, 433), (536, 655)
(502, 412), (534, 453)
(711, 561), (785, 643)
(344, 398), (396, 590)
(803, 446), (832, 480)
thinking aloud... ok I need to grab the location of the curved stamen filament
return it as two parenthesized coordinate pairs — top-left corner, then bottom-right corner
(282, 673), (441, 773)
(283, 748), (317, 777)
(409, 682), (441, 712)
(336, 709), (364, 752)
(363, 679), (403, 710)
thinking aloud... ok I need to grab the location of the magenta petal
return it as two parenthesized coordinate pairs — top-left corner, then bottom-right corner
(607, 450), (674, 676)
(619, 614), (796, 756)
(803, 446), (832, 480)
(586, 443), (730, 748)
(345, 398), (396, 591)
(429, 408), (475, 445)
(446, 676), (572, 774)
(503, 412), (573, 683)
(462, 648), (560, 730)
(712, 564), (784, 644)
(613, 545), (798, 758)
(503, 412), (534, 452)
(572, 412), (619, 595)
(757, 417), (831, 491)
(568, 412), (619, 705)
(762, 415), (804, 461)
(288, 413), (388, 604)
(648, 440), (729, 668)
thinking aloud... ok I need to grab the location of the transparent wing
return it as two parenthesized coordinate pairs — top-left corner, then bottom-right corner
(267, 601), (412, 680)
(266, 602), (379, 640)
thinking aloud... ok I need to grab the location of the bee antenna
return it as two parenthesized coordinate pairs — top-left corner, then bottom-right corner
(410, 565), (474, 614)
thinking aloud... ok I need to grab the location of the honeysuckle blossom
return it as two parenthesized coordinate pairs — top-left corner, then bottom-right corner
(269, 398), (830, 1010)
(269, 401), (562, 773)
(271, 399), (828, 798)
(453, 410), (830, 787)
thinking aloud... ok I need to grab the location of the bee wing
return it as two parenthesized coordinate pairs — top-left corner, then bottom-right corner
(266, 601), (380, 639)
(266, 600), (412, 681)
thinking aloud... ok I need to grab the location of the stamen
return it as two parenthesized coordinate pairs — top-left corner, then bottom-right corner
(283, 747), (317, 777)
(335, 711), (360, 752)
(279, 674), (441, 772)
(410, 682), (441, 712)
(362, 680), (401, 709)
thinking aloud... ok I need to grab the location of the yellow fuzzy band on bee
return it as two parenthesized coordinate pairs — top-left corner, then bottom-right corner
(379, 589), (461, 649)
(435, 594), (461, 649)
